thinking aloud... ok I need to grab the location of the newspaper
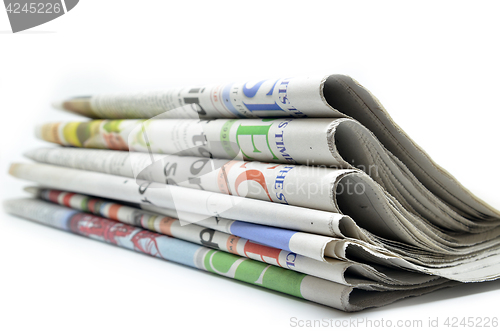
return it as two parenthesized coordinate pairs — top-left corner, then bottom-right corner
(9, 162), (500, 282)
(6, 73), (500, 309)
(34, 118), (500, 236)
(30, 187), (444, 290)
(129, 205), (500, 283)
(24, 147), (355, 212)
(53, 75), (344, 120)
(54, 74), (500, 223)
(24, 148), (500, 256)
(9, 162), (367, 262)
(3, 198), (456, 312)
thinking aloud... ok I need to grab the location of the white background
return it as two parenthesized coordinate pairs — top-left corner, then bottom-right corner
(1, 1), (500, 330)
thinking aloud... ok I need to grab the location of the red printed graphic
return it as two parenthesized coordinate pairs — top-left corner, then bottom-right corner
(107, 204), (121, 220)
(130, 231), (163, 257)
(234, 169), (272, 201)
(69, 213), (165, 257)
(243, 241), (282, 267)
(48, 189), (63, 203)
(69, 214), (136, 245)
(62, 193), (76, 207)
(102, 132), (128, 150)
(157, 217), (176, 237)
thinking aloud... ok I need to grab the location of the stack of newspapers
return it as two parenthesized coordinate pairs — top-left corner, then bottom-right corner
(5, 74), (500, 312)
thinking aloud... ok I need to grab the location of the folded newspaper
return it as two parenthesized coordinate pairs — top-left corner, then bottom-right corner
(5, 74), (500, 311)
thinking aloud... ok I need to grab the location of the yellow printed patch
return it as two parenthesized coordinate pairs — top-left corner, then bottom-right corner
(63, 122), (83, 147)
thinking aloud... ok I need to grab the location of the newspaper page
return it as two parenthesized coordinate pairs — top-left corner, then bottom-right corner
(34, 117), (500, 233)
(24, 148), (500, 254)
(25, 147), (355, 213)
(55, 74), (500, 222)
(3, 198), (455, 312)
(9, 162), (500, 282)
(138, 203), (500, 282)
(54, 75), (343, 120)
(32, 187), (444, 290)
(9, 162), (365, 254)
